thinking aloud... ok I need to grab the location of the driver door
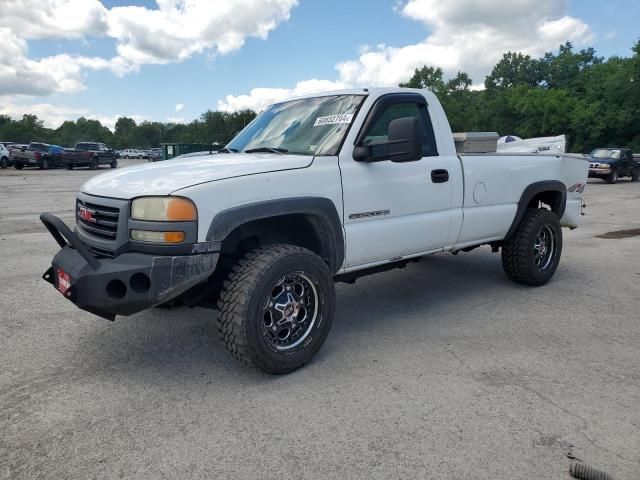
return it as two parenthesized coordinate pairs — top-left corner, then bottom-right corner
(338, 94), (454, 268)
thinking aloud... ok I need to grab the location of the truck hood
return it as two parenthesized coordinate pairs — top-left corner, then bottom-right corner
(81, 153), (314, 199)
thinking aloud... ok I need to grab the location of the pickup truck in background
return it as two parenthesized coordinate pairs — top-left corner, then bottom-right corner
(11, 142), (63, 170)
(40, 88), (588, 374)
(61, 142), (118, 170)
(588, 148), (639, 183)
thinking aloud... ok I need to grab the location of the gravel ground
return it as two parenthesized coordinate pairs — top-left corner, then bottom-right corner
(1, 160), (639, 480)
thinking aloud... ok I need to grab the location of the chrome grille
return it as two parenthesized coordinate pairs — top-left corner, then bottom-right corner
(77, 199), (120, 240)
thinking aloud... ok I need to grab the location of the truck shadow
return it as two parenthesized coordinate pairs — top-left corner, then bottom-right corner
(70, 250), (522, 380)
(332, 253), (505, 333)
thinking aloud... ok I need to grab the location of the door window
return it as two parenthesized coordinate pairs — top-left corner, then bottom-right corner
(361, 102), (438, 157)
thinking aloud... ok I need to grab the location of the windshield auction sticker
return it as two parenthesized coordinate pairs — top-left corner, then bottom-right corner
(313, 114), (354, 127)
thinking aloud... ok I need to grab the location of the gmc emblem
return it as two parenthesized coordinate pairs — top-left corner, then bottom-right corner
(79, 206), (96, 223)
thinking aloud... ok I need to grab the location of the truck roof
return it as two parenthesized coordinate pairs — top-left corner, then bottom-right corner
(278, 87), (436, 105)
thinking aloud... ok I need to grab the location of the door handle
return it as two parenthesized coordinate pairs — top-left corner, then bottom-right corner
(431, 169), (449, 183)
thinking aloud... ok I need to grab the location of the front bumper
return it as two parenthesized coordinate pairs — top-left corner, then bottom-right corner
(40, 213), (219, 320)
(588, 168), (611, 177)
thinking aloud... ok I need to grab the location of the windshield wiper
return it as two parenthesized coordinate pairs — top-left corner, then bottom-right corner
(218, 147), (239, 153)
(244, 147), (288, 154)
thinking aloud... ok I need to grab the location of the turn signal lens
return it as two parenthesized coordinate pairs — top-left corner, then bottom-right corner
(131, 197), (197, 221)
(166, 198), (197, 221)
(131, 230), (185, 243)
(163, 231), (186, 243)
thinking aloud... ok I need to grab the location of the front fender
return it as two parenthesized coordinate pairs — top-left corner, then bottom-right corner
(206, 197), (344, 272)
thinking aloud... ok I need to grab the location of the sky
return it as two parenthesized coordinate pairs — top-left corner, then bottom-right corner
(0, 0), (638, 130)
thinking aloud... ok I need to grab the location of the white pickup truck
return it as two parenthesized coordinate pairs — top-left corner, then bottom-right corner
(41, 88), (588, 373)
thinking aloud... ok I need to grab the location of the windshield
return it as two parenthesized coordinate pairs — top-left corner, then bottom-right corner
(591, 149), (621, 159)
(226, 94), (365, 156)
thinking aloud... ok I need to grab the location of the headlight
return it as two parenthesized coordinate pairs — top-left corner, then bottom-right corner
(599, 163), (610, 169)
(131, 196), (197, 221)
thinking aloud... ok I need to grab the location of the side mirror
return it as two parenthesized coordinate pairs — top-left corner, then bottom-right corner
(387, 116), (422, 163)
(352, 116), (423, 163)
(353, 146), (370, 161)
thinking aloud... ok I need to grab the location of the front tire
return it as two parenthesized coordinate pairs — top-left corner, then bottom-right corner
(217, 244), (335, 374)
(631, 169), (639, 182)
(501, 209), (563, 286)
(110, 161), (118, 169)
(15, 163), (23, 170)
(605, 170), (618, 184)
(0, 157), (7, 169)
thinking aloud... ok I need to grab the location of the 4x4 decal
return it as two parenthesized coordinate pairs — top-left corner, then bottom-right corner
(568, 183), (585, 193)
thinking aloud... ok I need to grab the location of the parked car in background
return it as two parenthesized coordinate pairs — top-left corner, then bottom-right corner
(1, 141), (15, 148)
(10, 142), (63, 170)
(0, 143), (10, 169)
(121, 149), (142, 159)
(148, 148), (162, 162)
(60, 142), (117, 170)
(588, 148), (639, 183)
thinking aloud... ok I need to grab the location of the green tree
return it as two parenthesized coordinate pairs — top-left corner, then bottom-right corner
(485, 52), (543, 90)
(400, 66), (447, 95)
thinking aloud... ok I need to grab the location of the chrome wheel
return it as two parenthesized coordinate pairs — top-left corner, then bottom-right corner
(261, 272), (319, 351)
(533, 225), (555, 271)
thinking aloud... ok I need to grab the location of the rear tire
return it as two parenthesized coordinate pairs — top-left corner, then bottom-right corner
(605, 170), (618, 184)
(40, 159), (49, 170)
(90, 159), (98, 170)
(0, 157), (7, 169)
(631, 169), (639, 182)
(66, 164), (73, 170)
(15, 163), (23, 170)
(110, 161), (117, 169)
(501, 209), (562, 286)
(217, 244), (335, 374)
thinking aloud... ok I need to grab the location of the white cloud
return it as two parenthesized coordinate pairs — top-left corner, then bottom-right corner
(0, 28), (116, 96)
(0, 0), (108, 39)
(0, 101), (86, 128)
(106, 0), (298, 69)
(175, 103), (184, 112)
(166, 116), (185, 124)
(221, 0), (593, 111)
(217, 79), (349, 112)
(0, 98), (146, 130)
(0, 0), (299, 97)
(339, 0), (593, 86)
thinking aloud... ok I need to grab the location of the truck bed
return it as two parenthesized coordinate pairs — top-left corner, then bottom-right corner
(453, 152), (589, 249)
